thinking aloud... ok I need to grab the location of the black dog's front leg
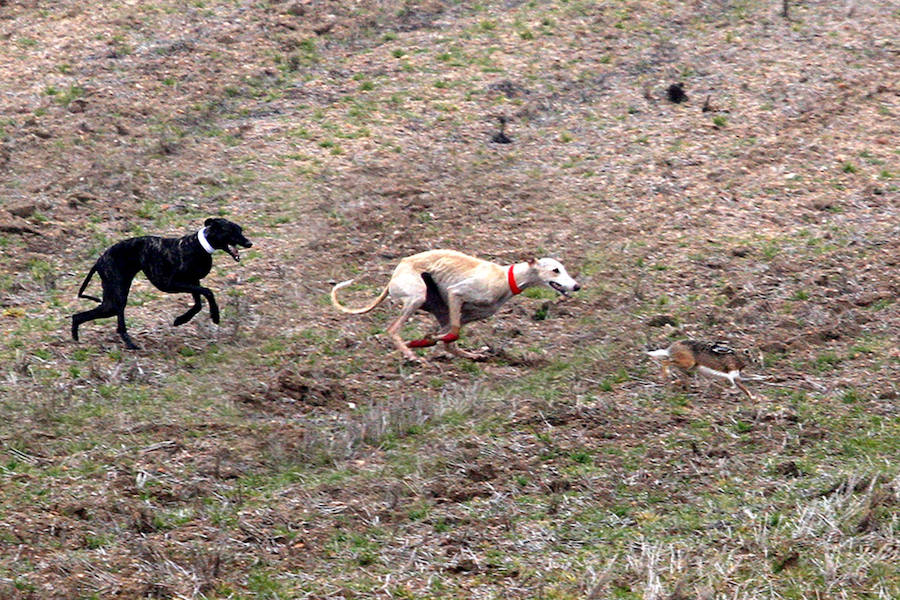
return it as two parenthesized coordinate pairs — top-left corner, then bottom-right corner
(161, 282), (219, 324)
(173, 292), (203, 326)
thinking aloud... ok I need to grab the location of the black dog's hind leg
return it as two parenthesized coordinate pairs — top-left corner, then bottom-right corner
(73, 305), (127, 346)
(71, 295), (139, 349)
(72, 269), (140, 349)
(72, 305), (116, 342)
(116, 309), (139, 350)
(173, 292), (203, 326)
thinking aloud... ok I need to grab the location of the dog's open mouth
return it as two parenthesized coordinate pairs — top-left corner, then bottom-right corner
(226, 245), (241, 261)
(548, 281), (571, 297)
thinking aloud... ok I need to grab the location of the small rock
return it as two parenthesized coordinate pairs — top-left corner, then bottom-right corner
(68, 192), (98, 208)
(853, 291), (886, 307)
(773, 551), (800, 573)
(194, 175), (223, 186)
(667, 83), (687, 103)
(813, 327), (842, 341)
(0, 220), (40, 235)
(450, 558), (478, 573)
(8, 204), (36, 218)
(487, 80), (527, 99)
(491, 115), (512, 144)
(547, 478), (572, 493)
(68, 99), (87, 113)
(465, 463), (497, 482)
(274, 369), (346, 407)
(775, 460), (803, 477)
(313, 20), (336, 35)
(285, 2), (305, 16)
(730, 246), (751, 257)
(275, 18), (298, 30)
(855, 509), (879, 533)
(647, 314), (678, 327)
(760, 341), (789, 353)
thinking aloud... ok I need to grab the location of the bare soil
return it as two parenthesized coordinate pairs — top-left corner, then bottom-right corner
(1, 0), (898, 598)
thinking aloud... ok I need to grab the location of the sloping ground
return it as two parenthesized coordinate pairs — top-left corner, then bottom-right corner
(1, 0), (898, 598)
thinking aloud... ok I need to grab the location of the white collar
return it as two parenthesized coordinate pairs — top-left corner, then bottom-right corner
(197, 227), (215, 254)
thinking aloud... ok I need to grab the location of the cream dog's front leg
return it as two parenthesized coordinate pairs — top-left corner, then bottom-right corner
(440, 291), (488, 360)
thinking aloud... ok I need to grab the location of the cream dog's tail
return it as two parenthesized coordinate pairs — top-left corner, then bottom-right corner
(330, 279), (390, 314)
(646, 348), (670, 359)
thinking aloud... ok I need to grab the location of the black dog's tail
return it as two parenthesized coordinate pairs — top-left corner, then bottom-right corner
(76, 264), (102, 303)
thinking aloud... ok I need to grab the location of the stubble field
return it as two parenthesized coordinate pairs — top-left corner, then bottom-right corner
(1, 0), (898, 598)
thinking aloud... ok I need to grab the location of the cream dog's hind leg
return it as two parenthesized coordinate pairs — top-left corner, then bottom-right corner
(384, 268), (429, 362)
(386, 298), (426, 362)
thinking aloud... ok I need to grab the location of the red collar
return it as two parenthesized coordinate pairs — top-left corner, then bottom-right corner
(508, 264), (522, 295)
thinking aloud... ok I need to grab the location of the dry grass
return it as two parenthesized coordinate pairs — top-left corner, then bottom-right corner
(1, 0), (898, 597)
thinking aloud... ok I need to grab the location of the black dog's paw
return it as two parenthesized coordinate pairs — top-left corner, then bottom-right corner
(119, 331), (141, 350)
(210, 313), (220, 325)
(173, 315), (189, 326)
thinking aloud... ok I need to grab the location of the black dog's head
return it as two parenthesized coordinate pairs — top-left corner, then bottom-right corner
(204, 218), (252, 261)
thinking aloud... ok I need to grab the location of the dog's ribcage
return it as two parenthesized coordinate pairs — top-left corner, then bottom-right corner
(139, 236), (212, 286)
(420, 271), (506, 327)
(459, 300), (504, 324)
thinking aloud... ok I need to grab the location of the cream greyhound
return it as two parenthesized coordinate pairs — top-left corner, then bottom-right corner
(331, 249), (580, 362)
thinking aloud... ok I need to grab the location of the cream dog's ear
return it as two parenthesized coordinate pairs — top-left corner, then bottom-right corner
(527, 257), (537, 266)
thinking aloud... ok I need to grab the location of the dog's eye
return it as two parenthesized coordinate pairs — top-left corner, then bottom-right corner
(552, 268), (560, 274)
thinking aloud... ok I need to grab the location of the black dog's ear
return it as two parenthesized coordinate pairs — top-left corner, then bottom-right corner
(204, 218), (215, 227)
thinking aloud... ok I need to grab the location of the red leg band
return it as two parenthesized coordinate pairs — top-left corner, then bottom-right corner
(407, 338), (436, 348)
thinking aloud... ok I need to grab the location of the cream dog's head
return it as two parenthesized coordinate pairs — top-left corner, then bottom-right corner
(532, 258), (580, 297)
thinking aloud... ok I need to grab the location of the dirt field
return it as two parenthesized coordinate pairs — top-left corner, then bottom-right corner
(1, 0), (897, 598)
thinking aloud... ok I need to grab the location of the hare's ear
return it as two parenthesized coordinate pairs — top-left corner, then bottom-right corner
(204, 218), (215, 227)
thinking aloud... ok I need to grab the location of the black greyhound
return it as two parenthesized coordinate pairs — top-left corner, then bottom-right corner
(71, 218), (252, 349)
